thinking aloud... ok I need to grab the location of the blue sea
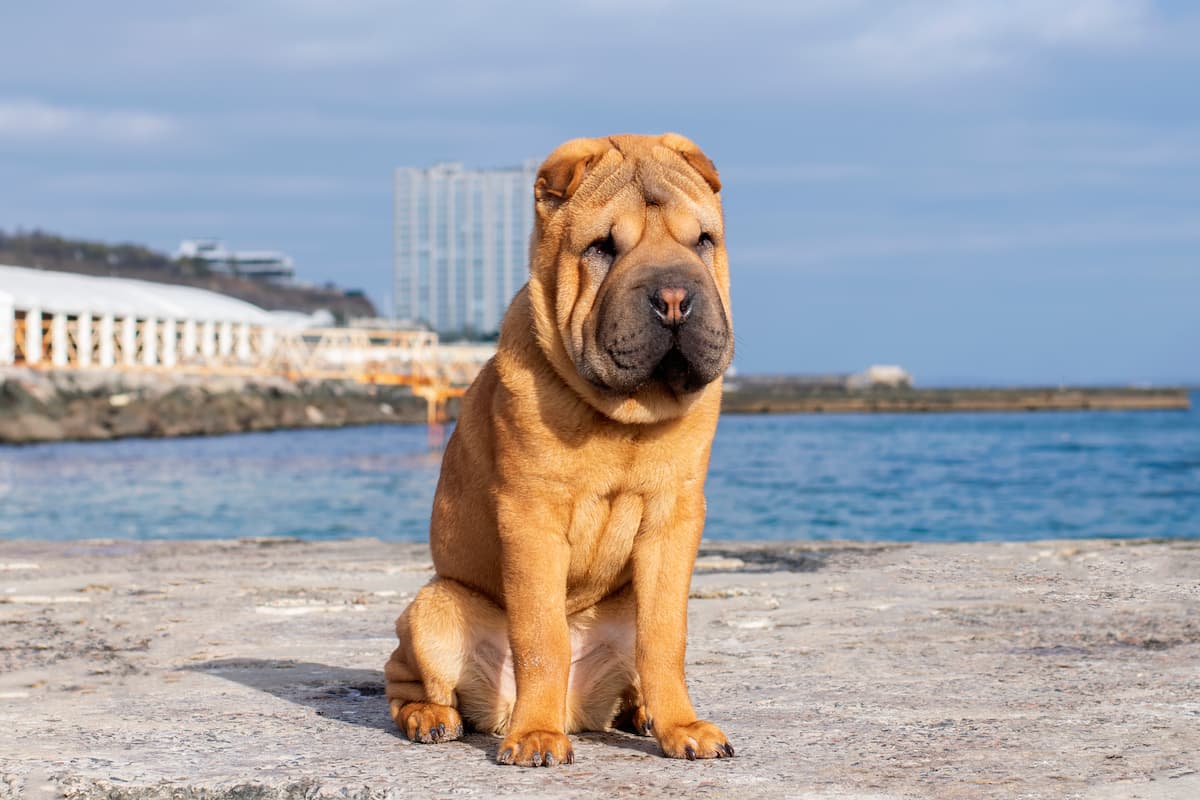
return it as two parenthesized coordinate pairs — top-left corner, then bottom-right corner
(1, 393), (1197, 542)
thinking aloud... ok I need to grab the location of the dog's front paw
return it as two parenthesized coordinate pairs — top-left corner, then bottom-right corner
(656, 719), (734, 760)
(391, 700), (463, 744)
(496, 729), (574, 767)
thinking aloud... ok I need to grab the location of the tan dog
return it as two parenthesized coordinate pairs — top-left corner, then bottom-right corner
(385, 133), (735, 767)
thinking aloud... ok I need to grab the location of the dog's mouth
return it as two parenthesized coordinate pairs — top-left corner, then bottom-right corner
(587, 340), (710, 398)
(651, 347), (705, 396)
(584, 296), (731, 399)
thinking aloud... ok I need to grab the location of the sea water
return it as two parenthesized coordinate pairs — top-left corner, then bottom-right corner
(2, 393), (1196, 542)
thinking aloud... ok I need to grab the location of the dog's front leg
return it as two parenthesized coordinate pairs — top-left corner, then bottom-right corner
(632, 491), (735, 760)
(495, 522), (574, 767)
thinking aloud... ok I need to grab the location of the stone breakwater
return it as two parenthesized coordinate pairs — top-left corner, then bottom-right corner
(0, 368), (431, 444)
(721, 381), (1192, 414)
(0, 537), (1196, 799)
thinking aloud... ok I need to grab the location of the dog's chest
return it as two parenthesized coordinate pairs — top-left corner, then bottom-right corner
(562, 488), (645, 608)
(556, 431), (698, 609)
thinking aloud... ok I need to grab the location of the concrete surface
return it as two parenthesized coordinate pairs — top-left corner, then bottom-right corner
(0, 537), (1196, 799)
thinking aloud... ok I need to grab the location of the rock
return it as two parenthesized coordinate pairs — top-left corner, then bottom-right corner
(0, 368), (429, 443)
(0, 412), (62, 444)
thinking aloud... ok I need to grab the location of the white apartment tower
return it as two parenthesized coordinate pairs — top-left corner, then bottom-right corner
(393, 160), (537, 335)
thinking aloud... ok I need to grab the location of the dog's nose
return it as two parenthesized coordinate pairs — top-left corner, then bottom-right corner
(651, 287), (691, 327)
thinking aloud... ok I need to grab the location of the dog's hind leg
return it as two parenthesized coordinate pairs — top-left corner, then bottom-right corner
(565, 588), (640, 734)
(611, 682), (653, 736)
(385, 577), (488, 744)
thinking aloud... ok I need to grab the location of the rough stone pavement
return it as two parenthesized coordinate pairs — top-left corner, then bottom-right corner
(0, 537), (1196, 799)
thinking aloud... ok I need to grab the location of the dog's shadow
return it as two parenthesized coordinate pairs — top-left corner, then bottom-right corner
(189, 659), (659, 759)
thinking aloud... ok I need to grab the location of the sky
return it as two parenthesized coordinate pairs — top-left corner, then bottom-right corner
(1, 1), (1197, 385)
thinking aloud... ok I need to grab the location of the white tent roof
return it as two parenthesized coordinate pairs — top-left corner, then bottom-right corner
(0, 264), (272, 323)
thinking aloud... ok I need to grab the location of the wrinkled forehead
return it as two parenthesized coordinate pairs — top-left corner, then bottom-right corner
(639, 150), (723, 232)
(573, 146), (722, 240)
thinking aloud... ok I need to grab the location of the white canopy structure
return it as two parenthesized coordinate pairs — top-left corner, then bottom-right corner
(0, 264), (276, 368)
(0, 264), (271, 323)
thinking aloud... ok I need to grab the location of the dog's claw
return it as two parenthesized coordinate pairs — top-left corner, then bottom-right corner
(723, 743), (735, 757)
(436, 723), (446, 739)
(685, 745), (696, 761)
(496, 730), (573, 767)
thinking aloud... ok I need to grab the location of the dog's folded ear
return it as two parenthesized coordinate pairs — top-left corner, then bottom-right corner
(659, 132), (721, 194)
(535, 137), (613, 206)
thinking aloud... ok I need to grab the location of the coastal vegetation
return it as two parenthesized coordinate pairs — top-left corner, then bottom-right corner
(0, 229), (375, 320)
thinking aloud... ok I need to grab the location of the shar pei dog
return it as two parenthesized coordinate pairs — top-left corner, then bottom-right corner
(385, 133), (735, 767)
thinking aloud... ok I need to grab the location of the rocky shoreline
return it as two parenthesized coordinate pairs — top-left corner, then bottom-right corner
(0, 368), (431, 444)
(2, 368), (1192, 445)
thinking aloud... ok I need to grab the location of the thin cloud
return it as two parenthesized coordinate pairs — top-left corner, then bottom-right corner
(270, 36), (395, 69)
(723, 164), (877, 183)
(38, 172), (383, 198)
(795, 0), (1152, 87)
(737, 218), (1200, 269)
(977, 120), (1200, 169)
(0, 99), (176, 144)
(0, 2), (1174, 108)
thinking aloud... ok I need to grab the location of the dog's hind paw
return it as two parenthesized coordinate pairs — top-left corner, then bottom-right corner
(612, 703), (653, 737)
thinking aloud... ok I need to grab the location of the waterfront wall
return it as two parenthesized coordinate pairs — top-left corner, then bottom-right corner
(0, 368), (431, 444)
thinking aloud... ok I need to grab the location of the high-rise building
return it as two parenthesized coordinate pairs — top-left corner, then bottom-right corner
(393, 160), (537, 335)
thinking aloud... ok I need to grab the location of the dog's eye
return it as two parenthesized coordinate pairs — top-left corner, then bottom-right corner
(583, 235), (616, 263)
(697, 232), (715, 251)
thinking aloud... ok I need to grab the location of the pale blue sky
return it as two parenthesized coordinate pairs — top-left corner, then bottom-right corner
(1, 1), (1197, 384)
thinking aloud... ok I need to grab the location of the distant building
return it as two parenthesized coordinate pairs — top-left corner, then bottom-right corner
(176, 239), (295, 283)
(723, 366), (915, 396)
(848, 364), (914, 389)
(393, 160), (538, 335)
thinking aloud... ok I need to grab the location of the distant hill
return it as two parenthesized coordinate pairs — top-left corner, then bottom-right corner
(0, 229), (376, 321)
